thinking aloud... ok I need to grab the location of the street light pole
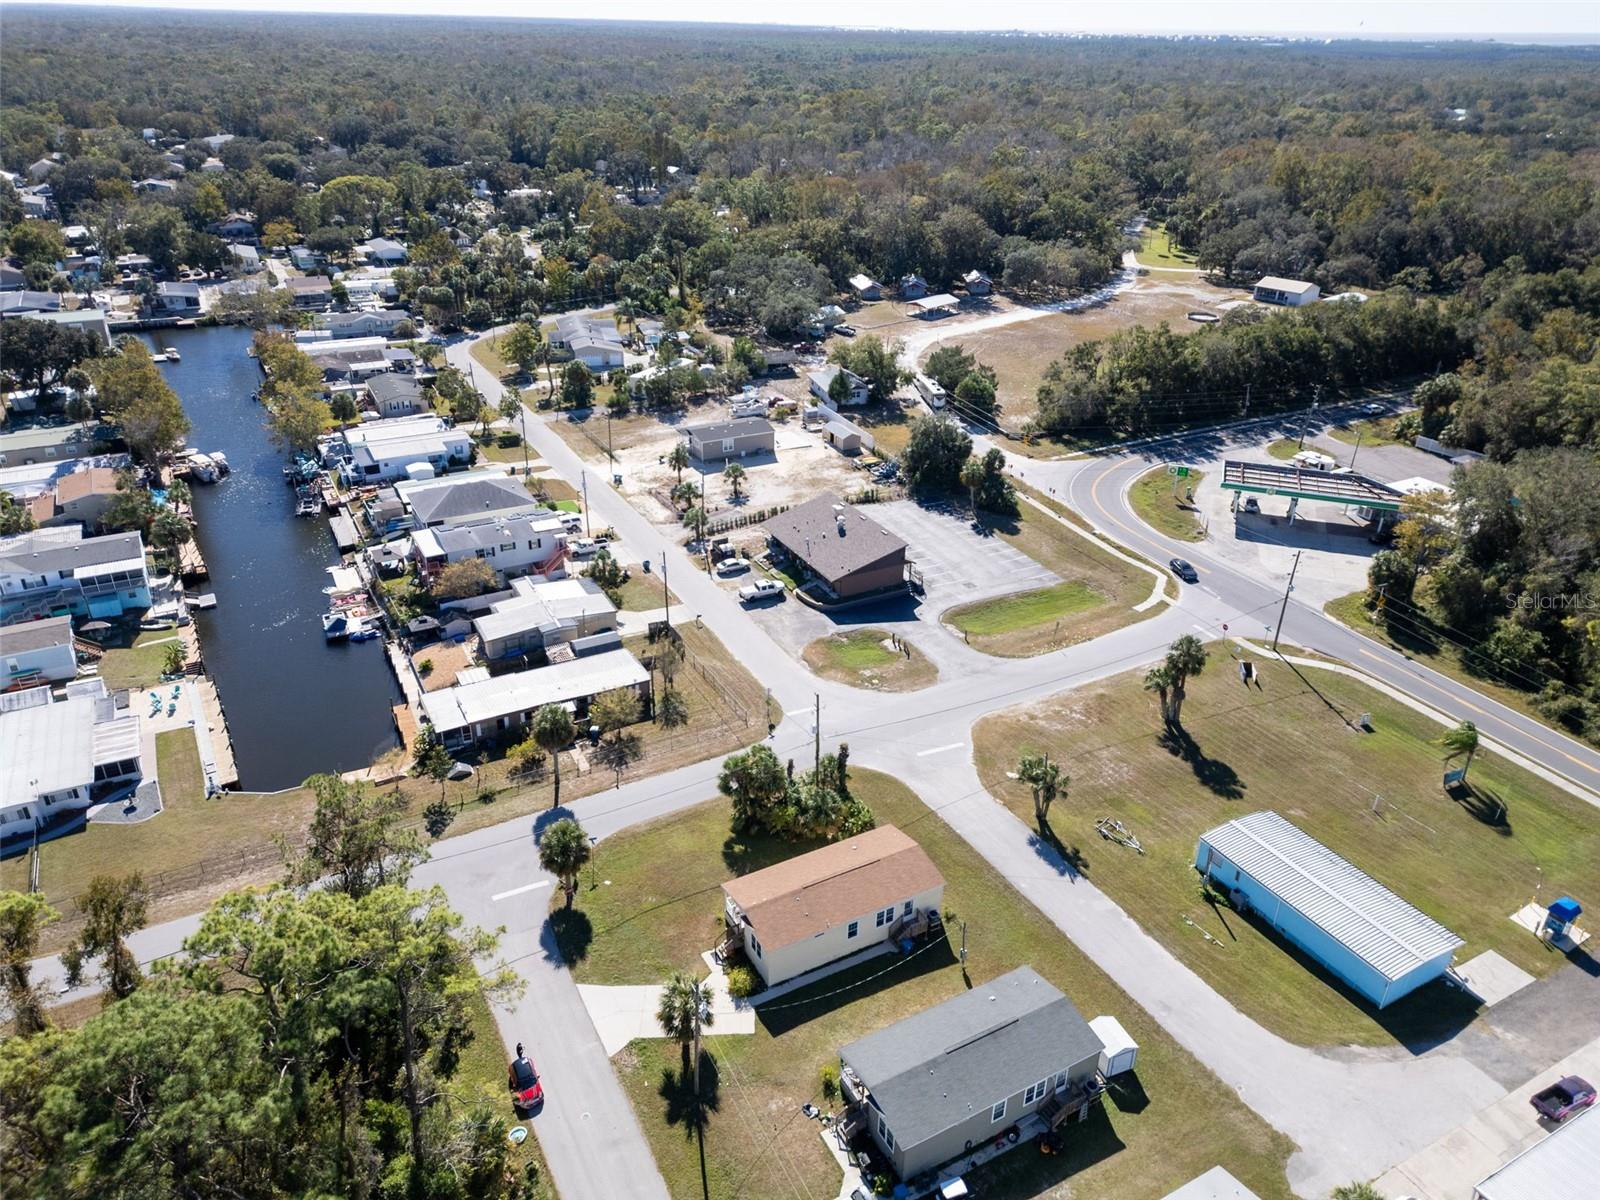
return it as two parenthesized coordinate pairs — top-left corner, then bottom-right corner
(1271, 550), (1302, 654)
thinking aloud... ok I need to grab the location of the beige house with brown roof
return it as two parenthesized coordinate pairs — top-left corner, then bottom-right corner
(721, 825), (945, 987)
(27, 467), (122, 531)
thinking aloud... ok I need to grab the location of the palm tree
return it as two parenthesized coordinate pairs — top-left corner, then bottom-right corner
(1143, 635), (1209, 728)
(1439, 720), (1479, 782)
(1017, 752), (1066, 826)
(723, 461), (746, 500)
(532, 703), (576, 807)
(959, 457), (985, 515)
(656, 970), (715, 1099)
(537, 816), (591, 907)
(667, 442), (690, 482)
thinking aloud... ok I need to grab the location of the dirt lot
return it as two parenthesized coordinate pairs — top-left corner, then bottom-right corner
(557, 399), (881, 533)
(931, 273), (1242, 430)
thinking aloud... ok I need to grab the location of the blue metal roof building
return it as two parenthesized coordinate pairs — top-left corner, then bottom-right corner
(1195, 811), (1463, 1009)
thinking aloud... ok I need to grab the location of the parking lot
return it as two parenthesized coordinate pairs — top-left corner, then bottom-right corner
(734, 498), (1063, 672)
(866, 499), (1060, 606)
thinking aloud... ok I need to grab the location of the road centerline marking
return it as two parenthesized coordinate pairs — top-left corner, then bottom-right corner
(492, 881), (552, 901)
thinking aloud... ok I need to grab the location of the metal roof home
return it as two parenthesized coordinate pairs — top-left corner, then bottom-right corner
(418, 647), (650, 741)
(723, 825), (944, 952)
(1472, 1104), (1600, 1200)
(841, 966), (1102, 1155)
(1198, 811), (1462, 986)
(0, 527), (145, 578)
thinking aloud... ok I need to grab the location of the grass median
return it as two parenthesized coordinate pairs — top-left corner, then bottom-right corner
(801, 628), (937, 691)
(973, 647), (1600, 1048)
(1128, 466), (1206, 541)
(570, 771), (1293, 1200)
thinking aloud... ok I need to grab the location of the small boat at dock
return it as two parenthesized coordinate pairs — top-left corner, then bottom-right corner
(163, 348), (181, 362)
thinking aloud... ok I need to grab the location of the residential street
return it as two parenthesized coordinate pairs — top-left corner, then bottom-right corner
(35, 344), (1599, 1200)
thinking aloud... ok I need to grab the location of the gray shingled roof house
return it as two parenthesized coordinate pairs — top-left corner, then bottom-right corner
(402, 475), (544, 528)
(763, 495), (907, 601)
(839, 966), (1104, 1182)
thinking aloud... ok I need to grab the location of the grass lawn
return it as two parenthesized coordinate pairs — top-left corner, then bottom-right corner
(972, 648), (1600, 1048)
(615, 574), (679, 612)
(1128, 467), (1206, 541)
(1134, 224), (1199, 269)
(942, 488), (1163, 657)
(1324, 590), (1589, 746)
(1325, 417), (1405, 448)
(477, 437), (534, 464)
(527, 476), (581, 506)
(852, 401), (916, 458)
(1265, 439), (1301, 461)
(469, 335), (515, 381)
(1, 784), (316, 953)
(456, 987), (555, 1200)
(156, 729), (205, 804)
(947, 582), (1103, 650)
(9, 624), (770, 956)
(97, 630), (181, 691)
(570, 772), (1292, 1200)
(800, 629), (938, 691)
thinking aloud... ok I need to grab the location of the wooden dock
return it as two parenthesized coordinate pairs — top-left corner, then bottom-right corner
(178, 540), (209, 580)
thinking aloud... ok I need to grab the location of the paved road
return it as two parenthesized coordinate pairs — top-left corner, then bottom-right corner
(1017, 422), (1600, 801)
(37, 351), (1599, 1200)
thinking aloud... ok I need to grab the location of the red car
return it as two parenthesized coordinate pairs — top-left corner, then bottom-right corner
(508, 1054), (544, 1114)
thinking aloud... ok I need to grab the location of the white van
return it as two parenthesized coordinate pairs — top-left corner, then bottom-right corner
(914, 373), (947, 410)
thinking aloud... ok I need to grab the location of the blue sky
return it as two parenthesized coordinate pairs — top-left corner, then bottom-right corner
(17, 1), (1600, 39)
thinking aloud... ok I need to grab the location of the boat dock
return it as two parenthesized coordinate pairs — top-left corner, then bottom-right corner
(329, 510), (359, 552)
(178, 540), (209, 580)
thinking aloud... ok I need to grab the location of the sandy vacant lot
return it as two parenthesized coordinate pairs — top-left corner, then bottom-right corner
(923, 272), (1242, 430)
(569, 400), (880, 534)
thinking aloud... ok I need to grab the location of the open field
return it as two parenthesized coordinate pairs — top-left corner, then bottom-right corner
(615, 574), (679, 612)
(1134, 224), (1199, 269)
(6, 624), (768, 954)
(933, 274), (1238, 435)
(156, 729), (205, 804)
(1325, 591), (1592, 747)
(973, 650), (1600, 1048)
(573, 772), (1292, 1200)
(457, 987), (555, 1200)
(1128, 466), (1207, 541)
(800, 628), (937, 691)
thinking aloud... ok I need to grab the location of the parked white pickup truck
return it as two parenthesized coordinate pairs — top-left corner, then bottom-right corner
(738, 579), (785, 604)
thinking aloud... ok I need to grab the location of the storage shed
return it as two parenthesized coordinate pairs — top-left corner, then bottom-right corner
(1195, 811), (1462, 1008)
(1088, 1015), (1138, 1078)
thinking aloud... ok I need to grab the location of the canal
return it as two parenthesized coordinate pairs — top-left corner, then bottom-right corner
(147, 325), (401, 791)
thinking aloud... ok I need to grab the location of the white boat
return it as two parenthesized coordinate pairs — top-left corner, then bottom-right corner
(184, 451), (220, 483)
(163, 348), (180, 362)
(208, 451), (230, 476)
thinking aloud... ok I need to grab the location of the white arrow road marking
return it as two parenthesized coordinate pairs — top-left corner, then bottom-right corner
(492, 881), (552, 901)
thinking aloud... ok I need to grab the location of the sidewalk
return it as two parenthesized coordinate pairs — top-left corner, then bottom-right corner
(1374, 1033), (1600, 1200)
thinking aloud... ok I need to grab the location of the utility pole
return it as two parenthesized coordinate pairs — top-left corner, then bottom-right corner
(580, 470), (591, 538)
(1242, 383), (1250, 419)
(661, 549), (669, 627)
(813, 693), (821, 774)
(1349, 426), (1365, 473)
(959, 920), (967, 965)
(1272, 550), (1301, 654)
